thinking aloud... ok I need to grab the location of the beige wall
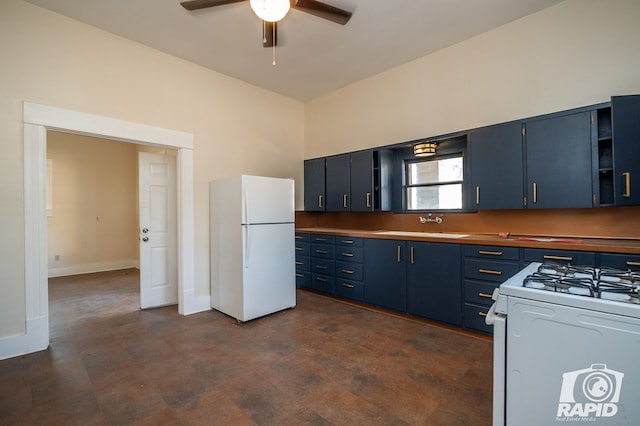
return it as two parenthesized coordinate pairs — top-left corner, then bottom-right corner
(47, 132), (138, 277)
(305, 0), (640, 158)
(0, 0), (304, 337)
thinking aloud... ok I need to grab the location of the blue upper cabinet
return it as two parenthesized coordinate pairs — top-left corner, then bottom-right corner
(325, 153), (351, 211)
(349, 150), (374, 211)
(610, 95), (640, 206)
(469, 122), (524, 210)
(305, 150), (392, 212)
(304, 158), (326, 211)
(525, 111), (593, 209)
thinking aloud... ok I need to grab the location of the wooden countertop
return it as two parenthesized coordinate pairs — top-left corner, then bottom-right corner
(296, 227), (640, 255)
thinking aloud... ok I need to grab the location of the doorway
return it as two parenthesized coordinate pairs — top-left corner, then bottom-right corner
(20, 102), (197, 358)
(47, 134), (179, 309)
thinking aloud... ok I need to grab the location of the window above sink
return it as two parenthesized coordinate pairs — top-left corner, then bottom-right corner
(392, 134), (470, 213)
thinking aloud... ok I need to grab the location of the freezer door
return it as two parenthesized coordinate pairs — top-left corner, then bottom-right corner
(242, 175), (294, 224)
(242, 222), (295, 321)
(505, 297), (640, 425)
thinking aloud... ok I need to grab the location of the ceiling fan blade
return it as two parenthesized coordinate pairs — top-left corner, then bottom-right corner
(263, 21), (277, 48)
(180, 0), (246, 11)
(292, 0), (352, 25)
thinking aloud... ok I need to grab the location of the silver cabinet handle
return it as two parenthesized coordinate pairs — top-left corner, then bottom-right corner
(479, 269), (502, 275)
(543, 255), (572, 262)
(343, 194), (348, 208)
(478, 250), (502, 256)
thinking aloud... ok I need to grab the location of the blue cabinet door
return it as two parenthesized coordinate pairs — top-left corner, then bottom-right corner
(611, 95), (640, 206)
(407, 242), (462, 326)
(350, 150), (374, 211)
(304, 158), (326, 211)
(469, 122), (524, 210)
(325, 154), (351, 211)
(363, 239), (406, 312)
(525, 111), (593, 208)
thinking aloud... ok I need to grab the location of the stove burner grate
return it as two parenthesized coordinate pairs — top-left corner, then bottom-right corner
(526, 263), (640, 304)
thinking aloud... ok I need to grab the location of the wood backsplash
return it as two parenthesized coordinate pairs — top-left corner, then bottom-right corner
(296, 206), (640, 240)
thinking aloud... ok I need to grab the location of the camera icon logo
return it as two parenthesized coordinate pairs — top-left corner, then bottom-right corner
(557, 364), (624, 419)
(559, 364), (623, 403)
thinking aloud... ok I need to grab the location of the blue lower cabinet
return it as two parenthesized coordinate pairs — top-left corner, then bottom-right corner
(364, 239), (407, 312)
(407, 242), (462, 326)
(295, 233), (311, 288)
(463, 303), (492, 334)
(296, 270), (311, 289)
(311, 273), (335, 294)
(334, 279), (364, 302)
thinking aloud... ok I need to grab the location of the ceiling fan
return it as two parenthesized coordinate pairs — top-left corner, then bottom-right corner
(180, 0), (353, 48)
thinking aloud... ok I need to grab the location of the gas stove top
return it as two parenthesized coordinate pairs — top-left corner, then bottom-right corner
(497, 262), (640, 319)
(523, 262), (640, 304)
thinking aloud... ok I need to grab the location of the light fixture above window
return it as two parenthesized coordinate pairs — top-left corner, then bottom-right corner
(413, 142), (437, 157)
(250, 0), (291, 22)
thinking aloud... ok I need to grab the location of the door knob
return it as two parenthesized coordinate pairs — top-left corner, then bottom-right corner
(142, 237), (149, 242)
(142, 228), (149, 233)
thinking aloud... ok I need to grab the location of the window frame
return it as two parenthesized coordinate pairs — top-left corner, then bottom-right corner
(392, 135), (471, 212)
(404, 153), (465, 211)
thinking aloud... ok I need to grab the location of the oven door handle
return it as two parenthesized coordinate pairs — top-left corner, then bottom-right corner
(485, 301), (499, 325)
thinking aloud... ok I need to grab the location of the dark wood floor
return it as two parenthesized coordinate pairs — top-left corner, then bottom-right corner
(0, 269), (493, 425)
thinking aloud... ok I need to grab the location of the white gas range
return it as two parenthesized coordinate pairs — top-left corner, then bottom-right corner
(487, 261), (640, 426)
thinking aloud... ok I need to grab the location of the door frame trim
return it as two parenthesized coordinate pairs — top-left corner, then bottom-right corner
(12, 102), (198, 359)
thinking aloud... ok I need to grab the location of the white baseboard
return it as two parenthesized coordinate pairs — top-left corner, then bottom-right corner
(48, 260), (139, 278)
(0, 316), (48, 361)
(182, 291), (211, 316)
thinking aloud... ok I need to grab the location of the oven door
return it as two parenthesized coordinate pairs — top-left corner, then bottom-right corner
(505, 296), (640, 425)
(486, 291), (507, 426)
(492, 310), (506, 426)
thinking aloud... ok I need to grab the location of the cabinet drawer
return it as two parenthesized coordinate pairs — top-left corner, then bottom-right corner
(464, 303), (493, 335)
(295, 255), (310, 272)
(295, 242), (310, 256)
(335, 261), (364, 281)
(335, 236), (363, 247)
(311, 274), (335, 294)
(311, 243), (335, 258)
(464, 280), (498, 306)
(464, 245), (520, 261)
(310, 235), (335, 244)
(600, 253), (640, 271)
(523, 248), (595, 265)
(295, 270), (311, 288)
(311, 259), (334, 275)
(464, 259), (521, 283)
(335, 246), (364, 263)
(295, 233), (310, 243)
(334, 279), (364, 302)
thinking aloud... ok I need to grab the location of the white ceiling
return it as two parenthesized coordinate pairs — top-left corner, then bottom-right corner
(24, 0), (564, 101)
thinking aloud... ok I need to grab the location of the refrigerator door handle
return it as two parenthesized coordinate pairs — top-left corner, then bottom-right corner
(243, 188), (249, 225)
(244, 225), (250, 268)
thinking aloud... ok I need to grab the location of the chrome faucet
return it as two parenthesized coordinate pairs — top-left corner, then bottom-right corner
(419, 213), (442, 224)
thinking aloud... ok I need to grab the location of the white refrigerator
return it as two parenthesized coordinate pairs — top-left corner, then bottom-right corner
(210, 175), (296, 322)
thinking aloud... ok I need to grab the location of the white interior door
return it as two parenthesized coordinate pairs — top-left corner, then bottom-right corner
(139, 152), (177, 309)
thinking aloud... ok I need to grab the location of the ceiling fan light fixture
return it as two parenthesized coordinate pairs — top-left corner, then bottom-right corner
(413, 142), (437, 157)
(250, 0), (291, 22)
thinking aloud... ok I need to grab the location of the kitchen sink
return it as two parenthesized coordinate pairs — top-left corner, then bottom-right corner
(374, 231), (470, 239)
